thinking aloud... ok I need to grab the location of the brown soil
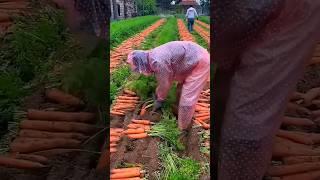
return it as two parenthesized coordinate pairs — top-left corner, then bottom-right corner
(0, 87), (107, 180)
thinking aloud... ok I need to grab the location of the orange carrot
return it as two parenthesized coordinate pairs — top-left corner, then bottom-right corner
(9, 153), (49, 165)
(201, 122), (210, 129)
(195, 113), (210, 118)
(195, 105), (209, 112)
(266, 162), (320, 176)
(110, 131), (122, 136)
(195, 116), (210, 123)
(281, 116), (315, 127)
(110, 148), (117, 153)
(123, 90), (136, 96)
(124, 128), (145, 134)
(110, 128), (124, 132)
(19, 129), (88, 141)
(45, 88), (84, 107)
(283, 156), (320, 165)
(111, 111), (125, 116)
(10, 138), (81, 153)
(110, 136), (120, 142)
(127, 133), (148, 139)
(196, 103), (210, 108)
(144, 126), (151, 131)
(111, 167), (141, 173)
(127, 124), (146, 129)
(131, 119), (153, 125)
(27, 109), (95, 123)
(110, 143), (117, 147)
(116, 100), (138, 104)
(118, 96), (139, 100)
(110, 169), (143, 178)
(0, 156), (46, 169)
(20, 120), (100, 134)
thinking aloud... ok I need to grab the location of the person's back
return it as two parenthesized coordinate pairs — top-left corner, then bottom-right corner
(149, 41), (206, 81)
(186, 6), (198, 19)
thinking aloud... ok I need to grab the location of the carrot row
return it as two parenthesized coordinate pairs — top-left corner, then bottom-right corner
(124, 119), (153, 139)
(193, 89), (210, 130)
(177, 19), (194, 41)
(110, 128), (124, 153)
(194, 24), (210, 45)
(111, 90), (139, 116)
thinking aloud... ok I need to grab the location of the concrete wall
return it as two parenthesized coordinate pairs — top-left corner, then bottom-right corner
(110, 0), (138, 20)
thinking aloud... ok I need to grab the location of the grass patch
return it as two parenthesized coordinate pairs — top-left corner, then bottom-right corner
(156, 143), (201, 180)
(148, 110), (184, 150)
(198, 16), (210, 24)
(111, 16), (160, 49)
(154, 17), (179, 46)
(110, 65), (132, 103)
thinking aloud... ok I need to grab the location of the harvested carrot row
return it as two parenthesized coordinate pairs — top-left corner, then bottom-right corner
(110, 136), (120, 143)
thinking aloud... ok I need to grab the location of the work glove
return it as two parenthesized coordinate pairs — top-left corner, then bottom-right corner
(152, 100), (164, 112)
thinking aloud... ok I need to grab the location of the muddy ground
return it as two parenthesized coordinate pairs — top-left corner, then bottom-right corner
(0, 87), (107, 180)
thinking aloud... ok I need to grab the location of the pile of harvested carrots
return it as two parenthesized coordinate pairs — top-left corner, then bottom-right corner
(193, 89), (210, 130)
(196, 20), (210, 29)
(267, 87), (320, 179)
(194, 24), (210, 45)
(0, 88), (99, 169)
(177, 19), (195, 42)
(110, 128), (124, 153)
(125, 119), (153, 139)
(110, 166), (145, 180)
(110, 19), (165, 72)
(111, 89), (140, 116)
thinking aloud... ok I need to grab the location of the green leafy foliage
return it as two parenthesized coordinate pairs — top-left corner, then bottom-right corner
(125, 75), (157, 100)
(198, 16), (210, 24)
(148, 111), (184, 150)
(61, 57), (107, 107)
(136, 0), (157, 15)
(157, 143), (201, 180)
(10, 7), (67, 82)
(154, 17), (179, 46)
(110, 66), (131, 103)
(111, 16), (160, 48)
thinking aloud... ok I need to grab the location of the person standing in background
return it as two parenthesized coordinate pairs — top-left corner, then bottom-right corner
(185, 5), (198, 32)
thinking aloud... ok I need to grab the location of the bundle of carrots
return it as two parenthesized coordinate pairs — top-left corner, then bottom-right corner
(194, 24), (210, 45)
(196, 20), (210, 29)
(110, 128), (124, 153)
(177, 19), (195, 42)
(110, 19), (165, 72)
(110, 166), (146, 179)
(111, 89), (140, 116)
(266, 88), (320, 179)
(9, 109), (98, 154)
(125, 119), (154, 139)
(193, 89), (210, 130)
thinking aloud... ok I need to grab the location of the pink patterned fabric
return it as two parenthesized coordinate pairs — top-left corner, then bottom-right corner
(216, 1), (320, 179)
(127, 41), (210, 130)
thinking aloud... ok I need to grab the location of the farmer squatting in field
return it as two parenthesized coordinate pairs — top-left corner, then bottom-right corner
(213, 0), (320, 179)
(127, 41), (210, 144)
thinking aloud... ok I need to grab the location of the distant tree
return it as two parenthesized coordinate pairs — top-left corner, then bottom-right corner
(136, 0), (156, 15)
